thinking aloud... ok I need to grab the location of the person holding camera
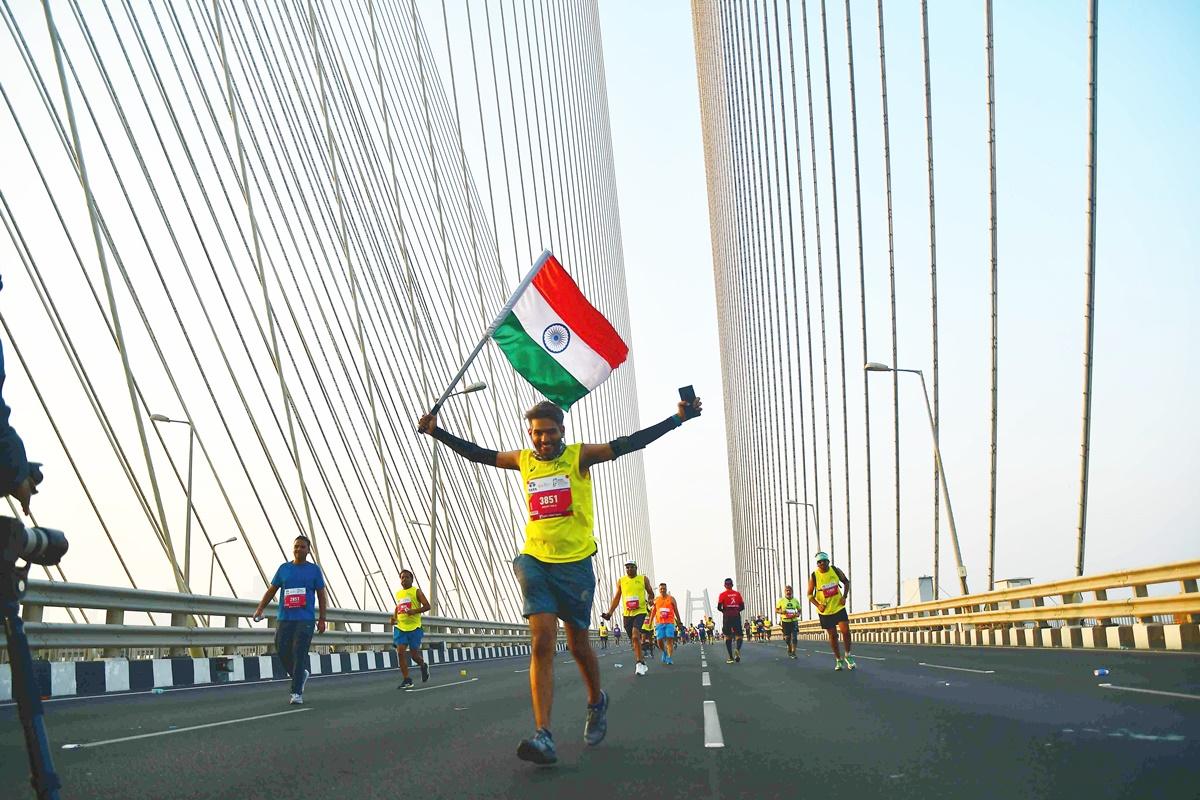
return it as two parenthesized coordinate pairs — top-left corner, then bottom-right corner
(417, 394), (701, 766)
(0, 331), (40, 516)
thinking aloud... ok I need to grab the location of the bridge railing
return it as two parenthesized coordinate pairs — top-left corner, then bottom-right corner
(796, 559), (1200, 650)
(0, 580), (545, 661)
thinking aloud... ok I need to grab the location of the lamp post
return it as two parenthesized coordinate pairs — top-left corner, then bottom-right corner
(207, 536), (237, 596)
(150, 414), (195, 591)
(865, 362), (968, 596)
(745, 569), (761, 617)
(363, 569), (383, 610)
(425, 381), (488, 615)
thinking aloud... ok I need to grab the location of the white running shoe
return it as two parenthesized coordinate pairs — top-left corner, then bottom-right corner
(635, 662), (648, 676)
(289, 693), (303, 704)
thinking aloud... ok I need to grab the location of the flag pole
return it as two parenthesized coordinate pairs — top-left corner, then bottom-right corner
(429, 249), (553, 414)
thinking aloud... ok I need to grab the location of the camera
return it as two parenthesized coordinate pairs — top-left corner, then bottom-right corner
(0, 516), (68, 568)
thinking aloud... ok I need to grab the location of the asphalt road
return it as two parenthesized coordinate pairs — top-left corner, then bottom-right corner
(2, 638), (1197, 799)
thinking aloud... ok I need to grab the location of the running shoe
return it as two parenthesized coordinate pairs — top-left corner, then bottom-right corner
(399, 677), (414, 690)
(834, 658), (845, 671)
(660, 651), (667, 663)
(665, 655), (673, 665)
(584, 690), (609, 746)
(517, 728), (558, 765)
(635, 662), (648, 676)
(734, 649), (741, 663)
(420, 663), (430, 682)
(845, 654), (856, 670)
(289, 693), (303, 705)
(300, 668), (310, 694)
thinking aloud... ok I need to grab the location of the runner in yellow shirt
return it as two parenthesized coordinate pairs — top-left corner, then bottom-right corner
(807, 551), (855, 670)
(601, 560), (655, 675)
(598, 622), (609, 649)
(392, 569), (431, 689)
(419, 395), (701, 764)
(776, 585), (803, 659)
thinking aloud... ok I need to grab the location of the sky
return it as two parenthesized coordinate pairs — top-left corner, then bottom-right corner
(599, 0), (1199, 606)
(0, 0), (1195, 617)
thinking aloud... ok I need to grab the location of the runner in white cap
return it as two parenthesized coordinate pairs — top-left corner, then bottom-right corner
(807, 552), (855, 670)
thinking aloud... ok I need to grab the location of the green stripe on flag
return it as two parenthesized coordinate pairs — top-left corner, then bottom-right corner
(493, 313), (590, 410)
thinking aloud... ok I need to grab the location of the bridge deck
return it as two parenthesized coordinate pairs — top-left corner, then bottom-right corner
(2, 641), (1196, 799)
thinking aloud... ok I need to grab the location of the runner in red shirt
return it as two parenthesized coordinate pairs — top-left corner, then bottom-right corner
(716, 578), (745, 664)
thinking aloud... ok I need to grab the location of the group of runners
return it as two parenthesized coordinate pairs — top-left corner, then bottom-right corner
(254, 392), (857, 766)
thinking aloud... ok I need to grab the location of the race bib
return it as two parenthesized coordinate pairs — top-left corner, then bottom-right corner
(527, 475), (573, 520)
(784, 607), (799, 618)
(283, 587), (307, 609)
(820, 582), (840, 598)
(624, 597), (642, 611)
(658, 607), (672, 622)
(395, 598), (413, 615)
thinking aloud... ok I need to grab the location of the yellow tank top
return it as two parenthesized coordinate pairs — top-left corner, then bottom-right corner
(777, 597), (802, 621)
(619, 574), (648, 616)
(812, 567), (845, 616)
(394, 586), (422, 631)
(641, 614), (654, 632)
(519, 443), (596, 563)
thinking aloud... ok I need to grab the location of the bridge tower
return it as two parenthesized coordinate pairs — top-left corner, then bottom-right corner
(683, 589), (713, 625)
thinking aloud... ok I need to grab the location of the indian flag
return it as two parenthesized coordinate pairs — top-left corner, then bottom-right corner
(491, 253), (628, 410)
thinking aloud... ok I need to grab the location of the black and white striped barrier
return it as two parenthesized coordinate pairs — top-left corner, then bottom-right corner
(0, 641), (565, 702)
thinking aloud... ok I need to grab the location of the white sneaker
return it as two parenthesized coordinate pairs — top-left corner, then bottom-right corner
(289, 693), (303, 705)
(635, 662), (648, 676)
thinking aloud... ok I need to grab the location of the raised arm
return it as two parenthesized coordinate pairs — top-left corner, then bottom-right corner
(579, 397), (702, 472)
(418, 412), (521, 470)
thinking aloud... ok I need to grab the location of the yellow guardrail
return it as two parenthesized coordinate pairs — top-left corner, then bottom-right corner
(794, 559), (1200, 634)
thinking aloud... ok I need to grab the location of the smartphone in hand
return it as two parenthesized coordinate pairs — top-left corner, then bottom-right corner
(678, 385), (701, 419)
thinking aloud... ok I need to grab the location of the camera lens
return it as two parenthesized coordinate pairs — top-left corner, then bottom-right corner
(22, 527), (69, 566)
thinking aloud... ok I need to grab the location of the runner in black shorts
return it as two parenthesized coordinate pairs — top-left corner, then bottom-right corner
(807, 551), (855, 671)
(716, 577), (745, 664)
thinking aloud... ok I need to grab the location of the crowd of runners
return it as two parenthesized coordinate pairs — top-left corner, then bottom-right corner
(252, 394), (857, 766)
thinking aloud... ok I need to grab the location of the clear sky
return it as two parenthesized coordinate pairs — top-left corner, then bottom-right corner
(600, 0), (1198, 606)
(0, 0), (1195, 614)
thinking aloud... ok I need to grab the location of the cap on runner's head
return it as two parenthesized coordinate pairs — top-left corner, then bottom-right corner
(815, 551), (830, 562)
(724, 577), (733, 585)
(624, 561), (637, 567)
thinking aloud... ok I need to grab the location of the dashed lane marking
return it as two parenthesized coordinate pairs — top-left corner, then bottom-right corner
(918, 662), (996, 674)
(1099, 684), (1200, 701)
(702, 671), (711, 687)
(851, 655), (887, 661)
(703, 700), (725, 748)
(61, 709), (309, 749)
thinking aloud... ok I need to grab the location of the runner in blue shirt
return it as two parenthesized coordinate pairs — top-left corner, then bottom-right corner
(253, 536), (327, 704)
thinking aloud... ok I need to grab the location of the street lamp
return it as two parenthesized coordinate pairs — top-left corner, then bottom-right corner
(208, 536), (237, 596)
(150, 414), (195, 591)
(425, 380), (488, 615)
(865, 362), (968, 595)
(363, 569), (383, 609)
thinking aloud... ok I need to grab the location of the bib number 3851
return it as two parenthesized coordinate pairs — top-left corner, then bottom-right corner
(527, 475), (573, 520)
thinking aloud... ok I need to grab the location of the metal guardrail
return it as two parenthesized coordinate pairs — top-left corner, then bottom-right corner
(0, 580), (543, 660)
(795, 559), (1200, 634)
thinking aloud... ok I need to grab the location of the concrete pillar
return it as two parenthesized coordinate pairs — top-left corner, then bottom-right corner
(223, 615), (238, 656)
(103, 609), (125, 658)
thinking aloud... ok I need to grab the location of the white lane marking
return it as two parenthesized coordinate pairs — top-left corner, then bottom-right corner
(851, 655), (887, 661)
(513, 668), (531, 673)
(407, 677), (479, 693)
(919, 662), (995, 674)
(702, 671), (711, 687)
(1098, 684), (1200, 702)
(703, 700), (724, 748)
(62, 709), (309, 749)
(701, 660), (708, 668)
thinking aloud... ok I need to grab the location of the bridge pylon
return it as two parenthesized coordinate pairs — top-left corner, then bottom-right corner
(683, 589), (713, 625)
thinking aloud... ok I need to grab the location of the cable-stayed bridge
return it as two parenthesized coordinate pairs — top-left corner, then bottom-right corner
(0, 1), (1196, 798)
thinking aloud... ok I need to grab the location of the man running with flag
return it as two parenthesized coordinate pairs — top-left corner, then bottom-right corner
(417, 251), (702, 766)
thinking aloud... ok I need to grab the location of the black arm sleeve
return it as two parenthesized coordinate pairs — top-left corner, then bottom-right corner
(608, 414), (683, 459)
(430, 426), (499, 466)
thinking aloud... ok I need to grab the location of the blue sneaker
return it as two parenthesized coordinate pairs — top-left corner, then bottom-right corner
(665, 655), (673, 665)
(584, 690), (609, 746)
(517, 728), (557, 765)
